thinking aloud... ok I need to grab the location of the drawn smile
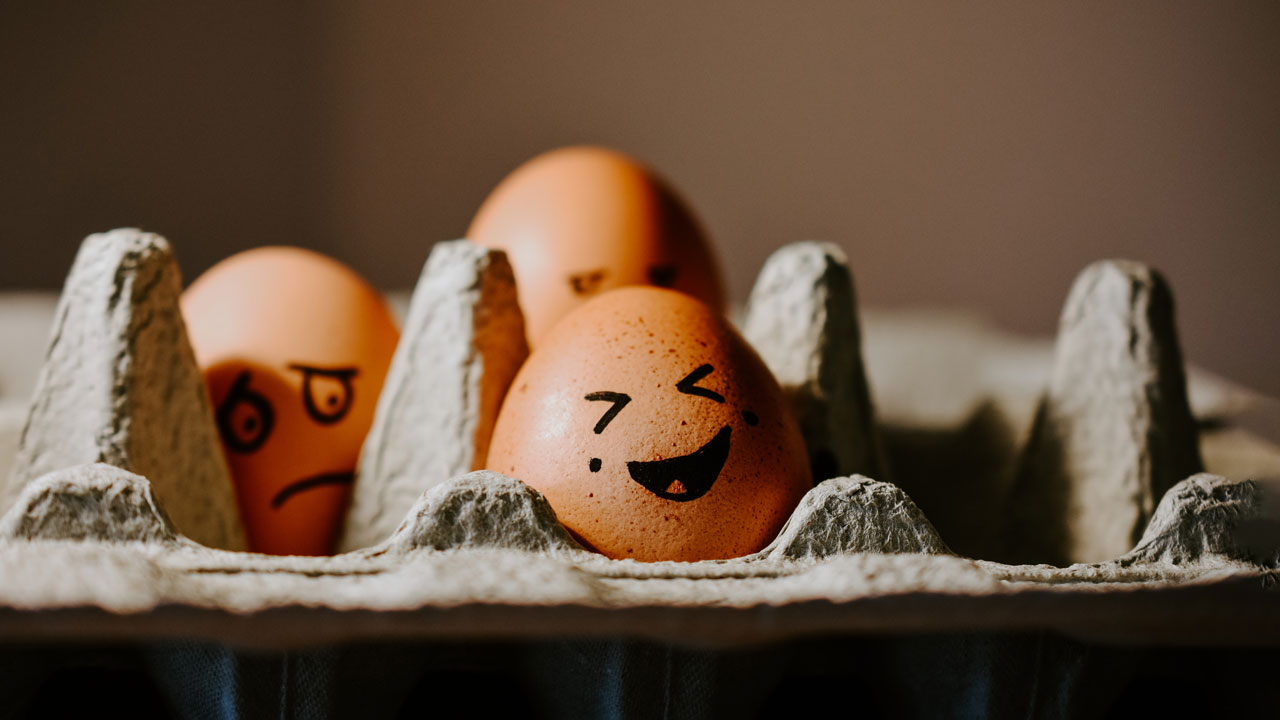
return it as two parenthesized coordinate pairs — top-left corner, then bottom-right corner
(271, 470), (355, 509)
(626, 426), (731, 502)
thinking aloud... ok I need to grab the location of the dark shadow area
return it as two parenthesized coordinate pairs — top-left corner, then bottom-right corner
(519, 639), (775, 719)
(754, 638), (883, 720)
(1107, 667), (1215, 719)
(881, 401), (1021, 560)
(1108, 647), (1280, 720)
(147, 640), (540, 719)
(998, 399), (1073, 566)
(0, 636), (1274, 719)
(20, 666), (172, 719)
(397, 667), (536, 718)
(0, 647), (174, 720)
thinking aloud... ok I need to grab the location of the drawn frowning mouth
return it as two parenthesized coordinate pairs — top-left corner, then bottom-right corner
(626, 426), (731, 502)
(271, 471), (355, 509)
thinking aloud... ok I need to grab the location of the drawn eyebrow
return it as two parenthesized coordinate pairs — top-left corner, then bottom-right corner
(584, 391), (631, 433)
(568, 268), (609, 295)
(287, 364), (359, 425)
(286, 364), (358, 380)
(676, 364), (724, 403)
(647, 263), (677, 287)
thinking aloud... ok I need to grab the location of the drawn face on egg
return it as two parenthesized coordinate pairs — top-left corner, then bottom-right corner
(467, 146), (725, 347)
(182, 247), (399, 556)
(584, 363), (760, 503)
(208, 362), (359, 507)
(486, 287), (811, 563)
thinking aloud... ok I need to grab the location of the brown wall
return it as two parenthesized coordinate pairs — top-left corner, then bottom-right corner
(1, 2), (1277, 397)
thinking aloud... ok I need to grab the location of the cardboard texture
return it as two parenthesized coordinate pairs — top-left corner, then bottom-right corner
(0, 233), (1276, 718)
(2, 230), (244, 552)
(1004, 260), (1204, 565)
(339, 240), (527, 552)
(742, 241), (888, 484)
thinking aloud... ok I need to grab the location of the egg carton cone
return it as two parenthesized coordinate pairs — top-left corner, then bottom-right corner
(0, 231), (1277, 718)
(1, 230), (246, 552)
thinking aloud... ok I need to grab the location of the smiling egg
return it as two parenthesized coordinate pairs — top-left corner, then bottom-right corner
(467, 146), (725, 347)
(181, 247), (399, 556)
(486, 287), (810, 562)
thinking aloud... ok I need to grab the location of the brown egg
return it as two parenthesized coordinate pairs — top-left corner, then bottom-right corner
(181, 247), (399, 556)
(486, 287), (810, 562)
(467, 146), (725, 347)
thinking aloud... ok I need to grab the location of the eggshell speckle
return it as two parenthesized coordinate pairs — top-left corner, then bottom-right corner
(486, 287), (811, 562)
(468, 146), (725, 347)
(181, 247), (399, 556)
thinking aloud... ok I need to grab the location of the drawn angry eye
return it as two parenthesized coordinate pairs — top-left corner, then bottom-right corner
(676, 364), (724, 403)
(584, 391), (631, 433)
(289, 364), (357, 425)
(648, 264), (677, 287)
(568, 268), (609, 296)
(216, 371), (275, 454)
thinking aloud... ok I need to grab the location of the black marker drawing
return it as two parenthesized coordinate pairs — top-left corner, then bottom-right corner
(585, 391), (631, 433)
(648, 264), (678, 287)
(589, 458), (602, 472)
(271, 470), (356, 509)
(288, 364), (358, 425)
(216, 371), (275, 454)
(742, 410), (758, 426)
(627, 426), (731, 502)
(676, 364), (724, 403)
(569, 268), (609, 295)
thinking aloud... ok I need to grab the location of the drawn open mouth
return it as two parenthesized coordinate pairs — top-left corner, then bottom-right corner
(626, 425), (731, 502)
(271, 471), (355, 509)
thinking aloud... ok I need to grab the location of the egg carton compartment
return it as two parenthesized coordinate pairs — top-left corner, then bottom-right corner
(0, 230), (1277, 719)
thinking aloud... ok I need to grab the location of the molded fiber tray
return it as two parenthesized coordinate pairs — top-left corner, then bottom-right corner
(0, 230), (1276, 719)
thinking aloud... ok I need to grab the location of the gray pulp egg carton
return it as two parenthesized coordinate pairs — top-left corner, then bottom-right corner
(0, 229), (1277, 719)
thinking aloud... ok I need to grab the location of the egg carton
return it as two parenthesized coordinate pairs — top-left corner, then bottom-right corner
(0, 229), (1277, 719)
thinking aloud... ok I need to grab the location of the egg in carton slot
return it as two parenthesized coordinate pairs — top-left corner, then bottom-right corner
(0, 228), (1277, 718)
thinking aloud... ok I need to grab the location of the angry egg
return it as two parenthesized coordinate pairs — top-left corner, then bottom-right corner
(182, 247), (399, 556)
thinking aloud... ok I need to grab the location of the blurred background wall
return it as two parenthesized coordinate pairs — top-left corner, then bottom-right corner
(1, 2), (1276, 398)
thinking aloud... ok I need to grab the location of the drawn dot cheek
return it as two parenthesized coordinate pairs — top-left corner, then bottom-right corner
(589, 458), (602, 472)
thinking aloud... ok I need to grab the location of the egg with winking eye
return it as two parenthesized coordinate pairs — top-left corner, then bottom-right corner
(486, 286), (811, 562)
